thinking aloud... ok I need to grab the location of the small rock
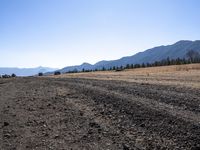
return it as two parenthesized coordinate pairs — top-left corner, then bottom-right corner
(4, 133), (11, 138)
(140, 123), (145, 127)
(89, 122), (100, 128)
(54, 134), (59, 139)
(80, 111), (84, 116)
(122, 143), (130, 150)
(3, 122), (9, 127)
(87, 129), (93, 135)
(106, 142), (111, 146)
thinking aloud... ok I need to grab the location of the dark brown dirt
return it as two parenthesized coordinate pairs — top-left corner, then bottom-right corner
(0, 77), (200, 150)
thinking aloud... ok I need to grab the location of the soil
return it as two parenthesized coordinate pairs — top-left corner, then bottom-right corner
(0, 77), (200, 150)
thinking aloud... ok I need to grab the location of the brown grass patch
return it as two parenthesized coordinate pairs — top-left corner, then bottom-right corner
(49, 64), (200, 88)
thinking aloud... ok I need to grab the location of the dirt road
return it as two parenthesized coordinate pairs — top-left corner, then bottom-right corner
(0, 77), (200, 149)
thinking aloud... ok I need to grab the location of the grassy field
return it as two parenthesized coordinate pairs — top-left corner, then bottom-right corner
(0, 64), (200, 149)
(53, 63), (200, 88)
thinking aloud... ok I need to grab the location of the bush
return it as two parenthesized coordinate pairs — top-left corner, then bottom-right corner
(11, 73), (16, 77)
(54, 71), (61, 75)
(38, 72), (43, 76)
(2, 74), (11, 78)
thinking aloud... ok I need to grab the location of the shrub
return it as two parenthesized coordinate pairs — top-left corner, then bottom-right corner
(38, 72), (43, 76)
(2, 74), (11, 78)
(11, 73), (16, 77)
(54, 71), (61, 75)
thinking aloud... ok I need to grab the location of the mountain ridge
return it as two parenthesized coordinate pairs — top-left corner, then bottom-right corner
(0, 66), (58, 76)
(2, 40), (199, 76)
(56, 40), (200, 73)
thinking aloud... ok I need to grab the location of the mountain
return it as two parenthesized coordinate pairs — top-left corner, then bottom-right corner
(0, 66), (58, 76)
(55, 40), (200, 73)
(59, 63), (93, 73)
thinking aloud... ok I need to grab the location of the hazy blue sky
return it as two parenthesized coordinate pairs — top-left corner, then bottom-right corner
(1, 0), (200, 68)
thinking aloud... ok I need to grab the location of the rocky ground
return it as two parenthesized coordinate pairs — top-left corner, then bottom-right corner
(0, 77), (200, 150)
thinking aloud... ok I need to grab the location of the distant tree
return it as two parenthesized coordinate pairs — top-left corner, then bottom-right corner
(116, 66), (119, 70)
(120, 66), (124, 70)
(146, 63), (151, 67)
(102, 67), (106, 71)
(112, 66), (116, 70)
(160, 59), (165, 66)
(116, 66), (124, 72)
(142, 63), (146, 68)
(126, 64), (130, 69)
(176, 58), (182, 65)
(131, 64), (134, 69)
(82, 68), (85, 72)
(134, 64), (141, 68)
(183, 58), (188, 64)
(54, 71), (61, 75)
(170, 59), (176, 65)
(11, 73), (16, 77)
(166, 57), (171, 65)
(186, 50), (200, 62)
(154, 61), (160, 66)
(38, 72), (43, 76)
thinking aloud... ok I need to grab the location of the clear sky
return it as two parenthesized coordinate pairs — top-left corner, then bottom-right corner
(1, 0), (200, 68)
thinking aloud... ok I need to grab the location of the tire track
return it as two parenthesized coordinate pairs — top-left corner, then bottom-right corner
(63, 78), (200, 113)
(59, 78), (200, 149)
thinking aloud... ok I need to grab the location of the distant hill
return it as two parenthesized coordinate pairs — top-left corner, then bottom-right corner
(0, 66), (58, 76)
(56, 40), (200, 73)
(58, 63), (93, 73)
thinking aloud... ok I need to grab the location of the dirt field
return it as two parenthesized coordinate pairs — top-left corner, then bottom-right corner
(1, 64), (200, 150)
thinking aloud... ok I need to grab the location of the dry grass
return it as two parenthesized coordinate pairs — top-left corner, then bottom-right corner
(50, 64), (200, 89)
